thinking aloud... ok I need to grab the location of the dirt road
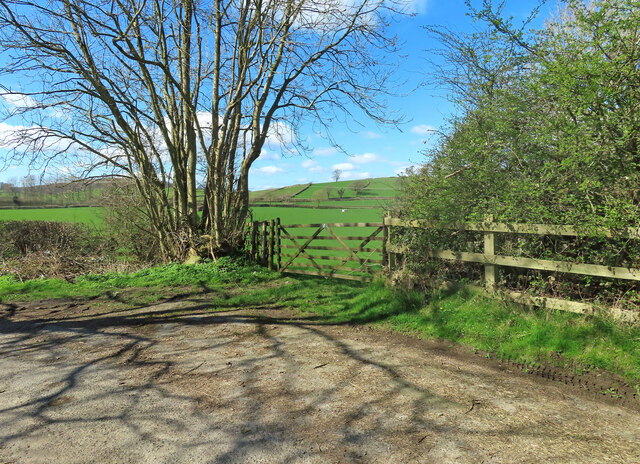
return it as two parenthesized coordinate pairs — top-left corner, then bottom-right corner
(1, 298), (639, 463)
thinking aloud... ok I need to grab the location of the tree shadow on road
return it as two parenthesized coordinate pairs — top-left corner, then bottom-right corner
(0, 292), (619, 463)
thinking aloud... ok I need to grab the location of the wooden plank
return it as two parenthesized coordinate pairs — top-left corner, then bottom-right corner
(283, 269), (372, 282)
(268, 219), (275, 271)
(261, 221), (268, 265)
(280, 226), (326, 274)
(404, 247), (640, 281)
(286, 263), (376, 272)
(504, 290), (594, 315)
(280, 254), (384, 265)
(281, 245), (382, 253)
(250, 221), (258, 262)
(484, 215), (496, 290)
(279, 225), (324, 272)
(283, 235), (383, 241)
(276, 218), (281, 271)
(383, 220), (389, 270)
(281, 222), (384, 228)
(325, 225), (373, 275)
(385, 217), (640, 239)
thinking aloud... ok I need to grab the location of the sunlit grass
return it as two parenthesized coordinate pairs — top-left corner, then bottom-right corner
(2, 259), (639, 382)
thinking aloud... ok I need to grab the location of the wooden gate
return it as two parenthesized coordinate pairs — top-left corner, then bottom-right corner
(277, 221), (386, 282)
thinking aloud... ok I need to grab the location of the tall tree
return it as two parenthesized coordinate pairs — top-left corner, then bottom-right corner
(0, 0), (404, 259)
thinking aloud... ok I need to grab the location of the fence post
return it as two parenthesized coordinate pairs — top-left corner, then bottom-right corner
(261, 221), (268, 266)
(276, 217), (282, 271)
(268, 219), (275, 270)
(382, 214), (389, 272)
(251, 221), (258, 262)
(484, 214), (496, 291)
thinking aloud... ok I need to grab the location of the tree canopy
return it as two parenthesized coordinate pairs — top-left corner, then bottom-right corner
(400, 0), (640, 231)
(0, 0), (405, 259)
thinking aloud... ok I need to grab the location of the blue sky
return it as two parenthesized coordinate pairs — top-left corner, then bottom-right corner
(0, 0), (554, 190)
(247, 0), (554, 190)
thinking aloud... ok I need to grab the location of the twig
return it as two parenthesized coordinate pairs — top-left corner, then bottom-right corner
(465, 399), (481, 414)
(182, 361), (206, 375)
(313, 362), (329, 369)
(444, 163), (472, 179)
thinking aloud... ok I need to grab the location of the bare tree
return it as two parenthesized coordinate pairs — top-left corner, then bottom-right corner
(0, 0), (405, 258)
(332, 169), (342, 182)
(20, 174), (36, 200)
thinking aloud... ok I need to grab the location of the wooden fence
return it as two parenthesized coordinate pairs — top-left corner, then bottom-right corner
(385, 216), (639, 320)
(248, 216), (639, 320)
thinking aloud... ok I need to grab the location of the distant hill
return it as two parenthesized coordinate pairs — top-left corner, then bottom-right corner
(249, 177), (399, 208)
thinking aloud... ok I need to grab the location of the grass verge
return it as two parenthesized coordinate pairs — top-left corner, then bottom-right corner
(1, 260), (639, 383)
(0, 257), (277, 302)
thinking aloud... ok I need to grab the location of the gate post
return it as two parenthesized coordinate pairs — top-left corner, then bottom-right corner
(276, 217), (282, 271)
(484, 214), (496, 291)
(382, 214), (389, 271)
(268, 219), (275, 270)
(251, 221), (258, 262)
(261, 221), (268, 266)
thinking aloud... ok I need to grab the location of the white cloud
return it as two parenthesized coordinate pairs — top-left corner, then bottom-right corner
(362, 131), (382, 139)
(302, 159), (327, 173)
(297, 177), (308, 183)
(0, 122), (75, 153)
(0, 122), (27, 148)
(1, 92), (38, 109)
(341, 171), (371, 180)
(398, 0), (429, 14)
(351, 153), (380, 164)
(196, 111), (213, 129)
(332, 162), (356, 171)
(312, 146), (338, 156)
(255, 165), (284, 175)
(266, 121), (295, 148)
(259, 149), (280, 161)
(410, 124), (437, 136)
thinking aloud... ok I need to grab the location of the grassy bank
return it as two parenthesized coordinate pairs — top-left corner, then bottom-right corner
(2, 260), (639, 384)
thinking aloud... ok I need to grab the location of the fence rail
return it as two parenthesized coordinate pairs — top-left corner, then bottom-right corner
(247, 216), (638, 320)
(249, 220), (384, 282)
(385, 217), (638, 320)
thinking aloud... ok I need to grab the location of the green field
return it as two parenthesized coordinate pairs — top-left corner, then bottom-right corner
(250, 206), (383, 224)
(0, 207), (104, 224)
(0, 177), (398, 279)
(294, 177), (397, 200)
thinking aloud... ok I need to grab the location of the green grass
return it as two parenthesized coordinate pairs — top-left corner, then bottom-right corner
(3, 260), (639, 383)
(0, 207), (104, 225)
(250, 206), (383, 224)
(293, 177), (397, 200)
(203, 278), (640, 382)
(0, 258), (277, 302)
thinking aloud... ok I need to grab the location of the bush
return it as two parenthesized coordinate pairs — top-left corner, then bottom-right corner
(0, 220), (128, 280)
(0, 220), (105, 257)
(100, 182), (165, 263)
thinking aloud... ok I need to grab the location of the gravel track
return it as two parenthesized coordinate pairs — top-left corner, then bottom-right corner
(1, 298), (639, 463)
